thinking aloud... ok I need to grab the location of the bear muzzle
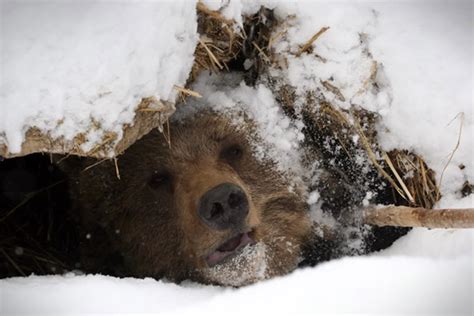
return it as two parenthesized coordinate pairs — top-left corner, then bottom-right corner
(198, 182), (249, 230)
(205, 231), (256, 267)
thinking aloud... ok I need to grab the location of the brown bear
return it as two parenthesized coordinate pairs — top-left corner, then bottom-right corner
(64, 110), (317, 286)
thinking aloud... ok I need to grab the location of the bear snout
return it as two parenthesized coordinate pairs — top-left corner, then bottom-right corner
(198, 183), (249, 230)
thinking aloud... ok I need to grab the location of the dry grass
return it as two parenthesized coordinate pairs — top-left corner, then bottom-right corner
(192, 2), (244, 80)
(275, 24), (441, 210)
(0, 235), (72, 277)
(385, 150), (439, 209)
(174, 85), (203, 98)
(280, 76), (441, 210)
(314, 100), (440, 209)
(192, 3), (276, 85)
(0, 158), (78, 278)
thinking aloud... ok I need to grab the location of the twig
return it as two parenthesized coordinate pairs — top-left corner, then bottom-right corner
(87, 134), (116, 156)
(55, 154), (71, 165)
(0, 248), (25, 276)
(267, 30), (286, 50)
(352, 116), (409, 201)
(164, 118), (171, 148)
(383, 152), (415, 204)
(114, 157), (121, 180)
(321, 80), (346, 102)
(198, 38), (224, 70)
(173, 85), (203, 98)
(354, 60), (378, 97)
(0, 180), (65, 223)
(252, 42), (271, 63)
(438, 112), (464, 200)
(297, 26), (330, 56)
(82, 158), (108, 172)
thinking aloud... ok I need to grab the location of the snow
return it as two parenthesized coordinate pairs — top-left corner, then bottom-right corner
(1, 274), (221, 314)
(267, 3), (384, 113)
(0, 0), (197, 154)
(1, 0), (473, 315)
(369, 1), (473, 197)
(1, 227), (472, 315)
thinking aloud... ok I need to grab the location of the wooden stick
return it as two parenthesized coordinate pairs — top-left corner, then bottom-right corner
(364, 205), (474, 229)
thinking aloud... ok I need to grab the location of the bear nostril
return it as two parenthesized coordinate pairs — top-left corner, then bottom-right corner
(228, 192), (243, 209)
(209, 202), (224, 220)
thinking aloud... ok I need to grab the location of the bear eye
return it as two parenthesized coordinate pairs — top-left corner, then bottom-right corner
(220, 144), (243, 162)
(148, 171), (171, 189)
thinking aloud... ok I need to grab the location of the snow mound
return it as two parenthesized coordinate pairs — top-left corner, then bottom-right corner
(0, 1), (197, 158)
(1, 228), (471, 315)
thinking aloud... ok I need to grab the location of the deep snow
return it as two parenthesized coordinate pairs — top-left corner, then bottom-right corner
(0, 0), (473, 315)
(1, 224), (472, 315)
(0, 0), (197, 154)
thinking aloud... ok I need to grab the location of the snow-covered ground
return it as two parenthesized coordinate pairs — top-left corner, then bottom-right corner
(1, 0), (473, 315)
(2, 224), (472, 315)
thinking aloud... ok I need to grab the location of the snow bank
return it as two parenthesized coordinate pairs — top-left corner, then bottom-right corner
(0, 0), (197, 157)
(1, 227), (471, 315)
(369, 1), (473, 197)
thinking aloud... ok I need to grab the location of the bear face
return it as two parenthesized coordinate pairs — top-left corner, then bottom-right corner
(67, 111), (312, 286)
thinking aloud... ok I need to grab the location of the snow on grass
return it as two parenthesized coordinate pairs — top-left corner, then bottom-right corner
(0, 0), (197, 154)
(265, 2), (389, 114)
(263, 0), (472, 201)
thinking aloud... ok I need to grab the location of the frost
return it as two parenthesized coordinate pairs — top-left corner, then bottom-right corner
(307, 191), (320, 205)
(362, 191), (374, 207)
(177, 72), (305, 181)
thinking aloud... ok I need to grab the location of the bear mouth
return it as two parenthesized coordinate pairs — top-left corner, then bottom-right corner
(206, 231), (256, 267)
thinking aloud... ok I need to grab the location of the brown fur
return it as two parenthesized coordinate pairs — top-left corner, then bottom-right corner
(65, 111), (312, 286)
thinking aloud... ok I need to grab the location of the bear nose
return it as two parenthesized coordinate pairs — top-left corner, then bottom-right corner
(198, 183), (249, 230)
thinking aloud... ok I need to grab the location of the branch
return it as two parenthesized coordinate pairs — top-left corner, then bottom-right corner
(364, 205), (474, 229)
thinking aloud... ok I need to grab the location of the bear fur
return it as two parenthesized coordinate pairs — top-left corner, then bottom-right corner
(65, 111), (318, 286)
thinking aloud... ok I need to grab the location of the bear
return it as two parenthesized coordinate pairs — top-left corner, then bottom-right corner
(64, 110), (319, 287)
